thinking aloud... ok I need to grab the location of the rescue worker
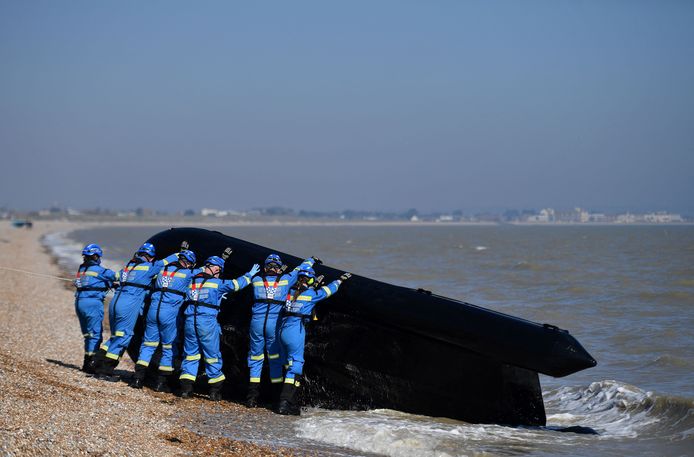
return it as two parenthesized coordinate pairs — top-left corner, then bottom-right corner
(95, 242), (180, 380)
(277, 267), (351, 415)
(179, 256), (260, 401)
(246, 253), (318, 408)
(130, 249), (200, 391)
(74, 243), (117, 373)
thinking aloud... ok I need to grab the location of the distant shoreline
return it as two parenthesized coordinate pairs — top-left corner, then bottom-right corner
(5, 218), (694, 229)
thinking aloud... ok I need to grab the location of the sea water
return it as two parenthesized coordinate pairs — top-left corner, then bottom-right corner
(47, 224), (694, 456)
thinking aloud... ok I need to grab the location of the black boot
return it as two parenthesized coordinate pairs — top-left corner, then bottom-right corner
(82, 354), (96, 374)
(130, 364), (147, 389)
(272, 381), (283, 406)
(179, 380), (194, 398)
(246, 383), (260, 408)
(153, 373), (171, 393)
(96, 357), (119, 382)
(277, 376), (301, 416)
(208, 382), (223, 401)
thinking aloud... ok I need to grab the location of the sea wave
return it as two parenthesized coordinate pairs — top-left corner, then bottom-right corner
(42, 231), (120, 272)
(544, 380), (694, 441)
(296, 380), (693, 457)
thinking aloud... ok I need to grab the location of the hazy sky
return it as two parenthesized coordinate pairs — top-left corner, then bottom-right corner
(1, 1), (693, 213)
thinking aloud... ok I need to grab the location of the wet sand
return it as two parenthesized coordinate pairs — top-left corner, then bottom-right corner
(0, 221), (298, 456)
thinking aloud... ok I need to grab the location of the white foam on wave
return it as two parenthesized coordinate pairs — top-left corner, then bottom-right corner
(42, 231), (120, 272)
(474, 246), (487, 251)
(296, 381), (694, 457)
(295, 409), (574, 457)
(543, 380), (694, 440)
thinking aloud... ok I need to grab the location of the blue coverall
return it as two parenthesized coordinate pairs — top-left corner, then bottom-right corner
(100, 253), (179, 362)
(74, 260), (116, 355)
(248, 258), (315, 385)
(179, 272), (253, 385)
(136, 262), (202, 373)
(279, 280), (341, 385)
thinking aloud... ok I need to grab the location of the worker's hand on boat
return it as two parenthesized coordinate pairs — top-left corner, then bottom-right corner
(311, 256), (323, 265)
(339, 273), (352, 282)
(247, 264), (261, 277)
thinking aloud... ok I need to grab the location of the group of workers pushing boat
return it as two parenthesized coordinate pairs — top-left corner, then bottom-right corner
(73, 242), (351, 415)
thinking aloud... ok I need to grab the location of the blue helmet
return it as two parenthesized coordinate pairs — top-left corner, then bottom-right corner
(297, 266), (315, 279)
(265, 253), (282, 266)
(137, 242), (156, 257)
(82, 243), (103, 257)
(204, 256), (225, 271)
(178, 250), (196, 265)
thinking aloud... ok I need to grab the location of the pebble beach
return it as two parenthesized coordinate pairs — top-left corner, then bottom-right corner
(0, 221), (298, 457)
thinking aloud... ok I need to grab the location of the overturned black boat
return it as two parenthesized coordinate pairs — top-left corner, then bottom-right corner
(131, 227), (596, 426)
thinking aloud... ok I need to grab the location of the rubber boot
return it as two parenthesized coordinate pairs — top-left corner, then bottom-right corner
(208, 382), (223, 401)
(89, 348), (107, 376)
(129, 364), (147, 389)
(82, 354), (96, 374)
(153, 373), (171, 393)
(179, 380), (194, 398)
(96, 357), (119, 382)
(272, 382), (283, 406)
(246, 383), (260, 408)
(277, 376), (301, 416)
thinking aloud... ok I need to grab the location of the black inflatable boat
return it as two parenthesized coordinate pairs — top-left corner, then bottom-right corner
(132, 227), (596, 426)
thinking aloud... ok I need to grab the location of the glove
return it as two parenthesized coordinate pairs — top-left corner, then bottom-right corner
(248, 264), (260, 277)
(339, 273), (352, 282)
(311, 256), (323, 265)
(180, 240), (189, 250)
(112, 281), (121, 289)
(73, 279), (81, 288)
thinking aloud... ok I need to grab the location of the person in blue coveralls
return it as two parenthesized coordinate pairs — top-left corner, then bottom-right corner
(178, 256), (260, 401)
(73, 244), (117, 374)
(94, 242), (180, 380)
(246, 253), (318, 408)
(130, 249), (200, 391)
(277, 267), (351, 415)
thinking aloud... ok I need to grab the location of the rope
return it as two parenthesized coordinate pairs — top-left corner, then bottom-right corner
(0, 266), (74, 282)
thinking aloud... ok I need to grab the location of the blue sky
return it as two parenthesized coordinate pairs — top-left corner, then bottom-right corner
(1, 1), (693, 213)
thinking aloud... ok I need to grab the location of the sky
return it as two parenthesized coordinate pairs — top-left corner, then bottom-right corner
(1, 1), (693, 214)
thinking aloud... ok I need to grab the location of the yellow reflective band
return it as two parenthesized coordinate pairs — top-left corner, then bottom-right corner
(185, 354), (201, 361)
(163, 259), (169, 265)
(105, 352), (119, 360)
(208, 375), (226, 384)
(276, 280), (289, 286)
(268, 353), (280, 360)
(136, 360), (149, 367)
(203, 282), (218, 289)
(133, 265), (150, 271)
(84, 271), (98, 277)
(284, 378), (295, 384)
(162, 344), (172, 349)
(173, 272), (187, 278)
(270, 377), (283, 384)
(143, 341), (159, 347)
(179, 373), (197, 381)
(99, 344), (109, 351)
(159, 366), (174, 372)
(252, 281), (264, 287)
(250, 354), (264, 361)
(295, 381), (300, 387)
(288, 360), (293, 366)
(297, 295), (312, 301)
(321, 286), (332, 296)
(82, 333), (91, 337)
(250, 377), (261, 383)
(85, 351), (95, 356)
(114, 330), (125, 337)
(205, 358), (219, 364)
(232, 279), (239, 290)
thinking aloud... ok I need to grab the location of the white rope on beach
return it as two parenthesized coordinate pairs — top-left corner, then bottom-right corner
(0, 266), (74, 282)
